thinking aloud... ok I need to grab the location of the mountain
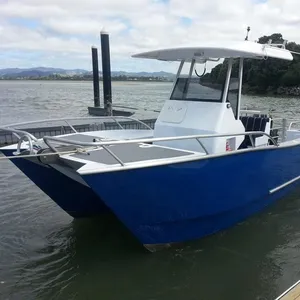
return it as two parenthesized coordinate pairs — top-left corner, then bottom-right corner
(110, 71), (174, 77)
(0, 68), (24, 75)
(0, 67), (174, 79)
(0, 67), (88, 78)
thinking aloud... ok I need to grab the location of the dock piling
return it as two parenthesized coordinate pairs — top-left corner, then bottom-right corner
(91, 46), (100, 107)
(100, 30), (113, 116)
(88, 31), (133, 117)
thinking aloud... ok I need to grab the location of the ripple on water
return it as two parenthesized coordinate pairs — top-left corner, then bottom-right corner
(1, 81), (300, 300)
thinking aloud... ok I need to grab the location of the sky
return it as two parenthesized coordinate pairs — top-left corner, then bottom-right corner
(0, 0), (300, 72)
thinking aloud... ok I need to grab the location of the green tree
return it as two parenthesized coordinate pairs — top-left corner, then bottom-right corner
(202, 33), (300, 94)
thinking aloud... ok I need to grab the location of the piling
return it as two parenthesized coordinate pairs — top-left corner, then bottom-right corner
(100, 30), (113, 116)
(91, 46), (100, 107)
(87, 31), (133, 117)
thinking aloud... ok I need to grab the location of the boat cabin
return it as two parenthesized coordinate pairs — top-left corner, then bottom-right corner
(133, 41), (293, 154)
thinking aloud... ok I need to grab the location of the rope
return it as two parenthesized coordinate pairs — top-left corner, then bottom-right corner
(0, 148), (91, 161)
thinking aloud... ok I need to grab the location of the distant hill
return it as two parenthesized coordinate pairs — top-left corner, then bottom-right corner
(110, 71), (174, 77)
(0, 67), (174, 79)
(0, 67), (88, 78)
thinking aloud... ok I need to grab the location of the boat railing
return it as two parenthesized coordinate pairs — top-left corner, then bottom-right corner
(0, 116), (153, 132)
(240, 109), (261, 116)
(0, 116), (154, 146)
(288, 120), (300, 130)
(270, 118), (287, 143)
(0, 127), (39, 142)
(41, 131), (278, 166)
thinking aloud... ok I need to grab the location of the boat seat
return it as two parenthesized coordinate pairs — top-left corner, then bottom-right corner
(240, 116), (269, 132)
(253, 113), (268, 118)
(239, 116), (270, 148)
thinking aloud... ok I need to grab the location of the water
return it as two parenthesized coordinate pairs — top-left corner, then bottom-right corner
(1, 80), (300, 299)
(0, 80), (168, 124)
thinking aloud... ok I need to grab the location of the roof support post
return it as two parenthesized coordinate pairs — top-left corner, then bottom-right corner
(169, 60), (184, 99)
(236, 57), (244, 119)
(188, 59), (195, 78)
(176, 60), (185, 78)
(222, 58), (233, 103)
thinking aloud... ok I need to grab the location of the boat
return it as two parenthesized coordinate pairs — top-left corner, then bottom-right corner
(275, 279), (300, 300)
(1, 39), (300, 251)
(0, 117), (153, 218)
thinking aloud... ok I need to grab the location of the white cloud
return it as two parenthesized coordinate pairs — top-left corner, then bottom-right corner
(44, 18), (127, 36)
(1, 0), (300, 71)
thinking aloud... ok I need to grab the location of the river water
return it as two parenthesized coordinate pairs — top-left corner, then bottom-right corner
(1, 80), (300, 300)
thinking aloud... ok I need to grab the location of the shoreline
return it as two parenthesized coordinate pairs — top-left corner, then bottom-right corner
(0, 78), (172, 83)
(1, 79), (300, 97)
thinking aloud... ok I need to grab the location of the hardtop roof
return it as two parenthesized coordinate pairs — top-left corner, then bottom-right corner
(132, 41), (293, 62)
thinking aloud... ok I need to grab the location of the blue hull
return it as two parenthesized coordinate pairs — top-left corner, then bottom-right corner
(83, 144), (300, 246)
(1, 150), (109, 218)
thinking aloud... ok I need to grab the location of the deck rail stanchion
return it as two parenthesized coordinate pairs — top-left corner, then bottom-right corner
(195, 138), (209, 154)
(64, 121), (77, 133)
(110, 117), (124, 130)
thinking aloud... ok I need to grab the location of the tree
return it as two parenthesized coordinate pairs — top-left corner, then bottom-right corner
(202, 33), (300, 94)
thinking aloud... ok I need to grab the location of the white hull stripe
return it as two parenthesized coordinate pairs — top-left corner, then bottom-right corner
(269, 175), (300, 194)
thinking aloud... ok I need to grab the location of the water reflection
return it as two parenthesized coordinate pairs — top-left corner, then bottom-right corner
(6, 190), (300, 300)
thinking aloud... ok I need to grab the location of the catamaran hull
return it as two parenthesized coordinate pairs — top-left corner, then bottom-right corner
(1, 149), (110, 218)
(82, 143), (300, 249)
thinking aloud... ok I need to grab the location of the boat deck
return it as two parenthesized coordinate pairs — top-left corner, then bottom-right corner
(67, 143), (198, 166)
(275, 280), (300, 300)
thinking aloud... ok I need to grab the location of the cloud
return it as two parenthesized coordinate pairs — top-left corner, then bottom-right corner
(0, 0), (300, 71)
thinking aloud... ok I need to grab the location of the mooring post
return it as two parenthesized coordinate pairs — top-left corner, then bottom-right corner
(100, 30), (113, 116)
(91, 46), (100, 107)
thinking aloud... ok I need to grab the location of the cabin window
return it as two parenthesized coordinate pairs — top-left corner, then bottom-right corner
(170, 77), (223, 102)
(227, 77), (239, 119)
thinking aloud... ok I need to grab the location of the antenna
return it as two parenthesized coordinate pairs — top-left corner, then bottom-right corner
(245, 26), (250, 41)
